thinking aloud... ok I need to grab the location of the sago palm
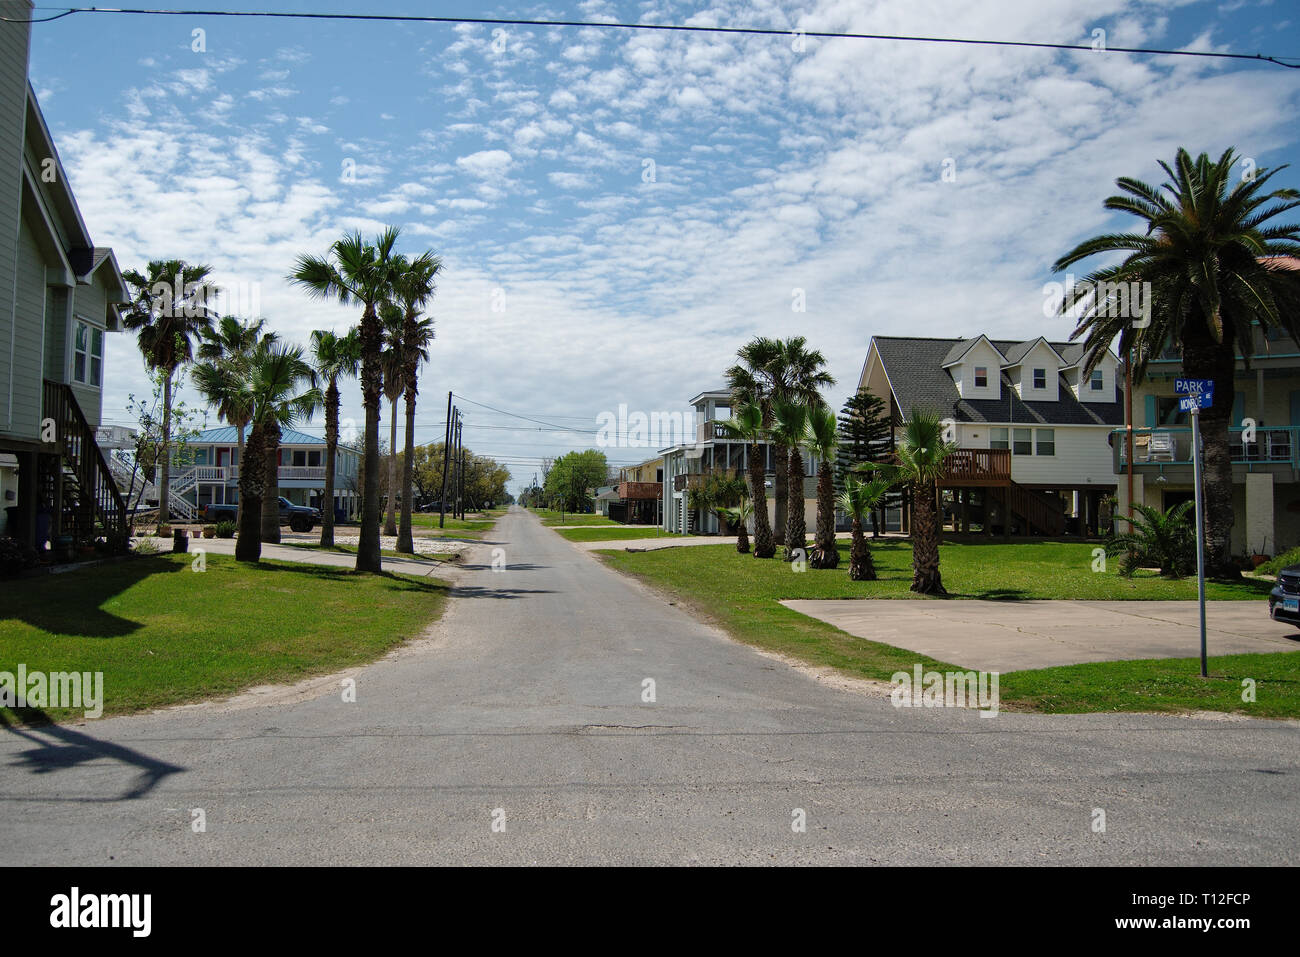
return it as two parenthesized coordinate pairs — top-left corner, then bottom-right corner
(1104, 500), (1196, 578)
(290, 228), (402, 573)
(1055, 147), (1300, 577)
(718, 399), (775, 558)
(309, 327), (361, 547)
(837, 476), (894, 581)
(806, 403), (839, 569)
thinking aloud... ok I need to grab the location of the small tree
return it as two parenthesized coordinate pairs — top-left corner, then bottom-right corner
(1105, 501), (1196, 578)
(838, 476), (894, 581)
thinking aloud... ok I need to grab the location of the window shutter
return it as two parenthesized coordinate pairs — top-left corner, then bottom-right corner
(1144, 394), (1158, 427)
(1232, 392), (1245, 427)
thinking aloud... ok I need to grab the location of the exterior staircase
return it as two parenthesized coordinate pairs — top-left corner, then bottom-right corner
(41, 380), (129, 549)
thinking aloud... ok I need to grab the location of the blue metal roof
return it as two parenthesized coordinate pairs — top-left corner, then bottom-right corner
(193, 425), (359, 451)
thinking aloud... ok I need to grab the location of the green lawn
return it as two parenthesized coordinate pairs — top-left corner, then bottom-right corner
(0, 554), (449, 723)
(284, 542), (460, 562)
(554, 527), (687, 542)
(597, 540), (1296, 718)
(409, 510), (502, 537)
(527, 508), (618, 527)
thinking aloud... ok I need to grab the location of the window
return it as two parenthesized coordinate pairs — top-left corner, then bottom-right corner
(308, 450), (322, 467)
(72, 321), (103, 386)
(1032, 368), (1046, 390)
(974, 367), (988, 388)
(1036, 429), (1055, 456)
(1012, 428), (1032, 455)
(1089, 369), (1104, 391)
(990, 428), (1009, 450)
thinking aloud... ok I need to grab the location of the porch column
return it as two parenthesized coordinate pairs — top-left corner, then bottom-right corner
(13, 450), (38, 551)
(1245, 472), (1275, 557)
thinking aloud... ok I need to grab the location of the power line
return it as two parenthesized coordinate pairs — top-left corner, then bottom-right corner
(9, 6), (1298, 68)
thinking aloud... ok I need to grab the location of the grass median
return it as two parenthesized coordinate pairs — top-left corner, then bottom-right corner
(1, 553), (449, 723)
(597, 539), (1298, 718)
(554, 527), (688, 542)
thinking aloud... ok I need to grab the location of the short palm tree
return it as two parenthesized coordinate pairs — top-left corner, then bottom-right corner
(719, 495), (753, 554)
(309, 327), (361, 547)
(1104, 500), (1196, 578)
(290, 228), (402, 573)
(861, 410), (956, 594)
(1055, 148), (1300, 577)
(121, 260), (218, 523)
(719, 400), (775, 558)
(837, 476), (894, 581)
(771, 399), (810, 561)
(233, 343), (322, 562)
(806, 403), (839, 569)
(389, 251), (442, 554)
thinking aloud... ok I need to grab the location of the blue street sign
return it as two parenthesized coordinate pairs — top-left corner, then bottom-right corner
(1179, 393), (1214, 412)
(1175, 378), (1214, 395)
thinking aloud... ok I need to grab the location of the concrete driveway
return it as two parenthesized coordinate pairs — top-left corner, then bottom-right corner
(782, 599), (1300, 672)
(2, 506), (1298, 865)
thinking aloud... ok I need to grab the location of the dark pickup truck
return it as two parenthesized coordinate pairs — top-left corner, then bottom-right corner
(202, 497), (321, 532)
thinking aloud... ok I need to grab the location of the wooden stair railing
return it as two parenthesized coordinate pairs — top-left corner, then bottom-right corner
(42, 380), (129, 549)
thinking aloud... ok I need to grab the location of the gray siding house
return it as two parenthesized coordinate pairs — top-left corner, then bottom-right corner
(0, 0), (131, 552)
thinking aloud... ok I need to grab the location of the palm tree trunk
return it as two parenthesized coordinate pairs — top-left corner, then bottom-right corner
(356, 303), (384, 573)
(158, 370), (172, 523)
(784, 447), (806, 561)
(749, 440), (774, 558)
(384, 396), (398, 536)
(261, 420), (281, 544)
(234, 423), (245, 529)
(811, 459), (838, 568)
(772, 441), (787, 545)
(848, 517), (876, 581)
(397, 385), (417, 552)
(1181, 332), (1240, 578)
(910, 478), (945, 594)
(235, 422), (265, 563)
(737, 520), (749, 553)
(321, 380), (338, 547)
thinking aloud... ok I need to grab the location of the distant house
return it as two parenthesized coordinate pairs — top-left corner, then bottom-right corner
(158, 425), (361, 521)
(599, 454), (663, 524)
(858, 335), (1124, 536)
(0, 1), (131, 551)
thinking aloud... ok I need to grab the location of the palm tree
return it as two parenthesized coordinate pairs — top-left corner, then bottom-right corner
(719, 495), (752, 554)
(771, 399), (810, 561)
(806, 403), (839, 569)
(232, 343), (322, 562)
(120, 260), (218, 523)
(380, 303), (406, 537)
(837, 475), (894, 581)
(1104, 500), (1196, 578)
(195, 316), (276, 527)
(309, 328), (361, 547)
(1055, 148), (1300, 577)
(389, 252), (442, 554)
(861, 410), (956, 594)
(719, 400), (775, 558)
(726, 337), (785, 543)
(769, 337), (835, 548)
(290, 228), (402, 573)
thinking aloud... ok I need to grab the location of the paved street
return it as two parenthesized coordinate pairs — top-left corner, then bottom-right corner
(2, 506), (1298, 865)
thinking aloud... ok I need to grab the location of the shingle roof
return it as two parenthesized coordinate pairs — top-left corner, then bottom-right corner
(872, 336), (1124, 427)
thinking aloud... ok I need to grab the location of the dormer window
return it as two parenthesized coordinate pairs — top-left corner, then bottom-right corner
(974, 367), (988, 388)
(1089, 369), (1104, 391)
(1032, 368), (1046, 390)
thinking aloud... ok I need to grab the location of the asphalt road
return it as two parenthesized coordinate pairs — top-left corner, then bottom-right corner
(2, 506), (1297, 865)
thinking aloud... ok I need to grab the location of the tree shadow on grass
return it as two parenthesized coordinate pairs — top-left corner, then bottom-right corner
(0, 709), (184, 800)
(1, 555), (184, 639)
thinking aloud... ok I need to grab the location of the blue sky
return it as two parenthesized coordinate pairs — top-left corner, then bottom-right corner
(26, 0), (1300, 494)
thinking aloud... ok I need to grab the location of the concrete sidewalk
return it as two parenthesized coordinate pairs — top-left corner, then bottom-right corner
(137, 535), (467, 577)
(782, 598), (1300, 672)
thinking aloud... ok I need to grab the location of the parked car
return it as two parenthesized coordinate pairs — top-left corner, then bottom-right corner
(201, 497), (321, 532)
(1268, 564), (1300, 628)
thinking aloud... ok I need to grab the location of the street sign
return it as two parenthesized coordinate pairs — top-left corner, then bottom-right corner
(1175, 378), (1214, 395)
(1178, 393), (1214, 412)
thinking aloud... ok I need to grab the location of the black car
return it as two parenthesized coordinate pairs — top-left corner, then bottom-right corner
(1269, 565), (1300, 628)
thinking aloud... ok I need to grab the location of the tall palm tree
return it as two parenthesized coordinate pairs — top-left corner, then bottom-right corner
(767, 337), (835, 548)
(719, 400), (775, 558)
(771, 399), (810, 561)
(1055, 147), (1300, 577)
(726, 337), (785, 543)
(195, 316), (276, 527)
(861, 410), (957, 594)
(309, 327), (361, 547)
(389, 252), (442, 554)
(379, 303), (406, 537)
(806, 403), (839, 569)
(120, 260), (218, 523)
(837, 475), (894, 581)
(290, 228), (402, 573)
(232, 343), (322, 562)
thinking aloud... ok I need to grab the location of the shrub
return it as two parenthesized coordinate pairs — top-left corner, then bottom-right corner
(0, 536), (36, 578)
(202, 525), (217, 539)
(214, 520), (237, 539)
(1104, 501), (1195, 578)
(1259, 546), (1300, 577)
(133, 538), (160, 555)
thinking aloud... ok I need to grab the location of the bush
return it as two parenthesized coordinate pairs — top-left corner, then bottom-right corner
(0, 536), (36, 578)
(214, 520), (237, 539)
(1104, 501), (1196, 578)
(202, 525), (217, 539)
(133, 538), (160, 556)
(1259, 546), (1300, 577)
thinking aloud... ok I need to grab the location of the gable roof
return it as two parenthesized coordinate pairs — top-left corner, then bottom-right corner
(940, 334), (1004, 367)
(870, 336), (1124, 427)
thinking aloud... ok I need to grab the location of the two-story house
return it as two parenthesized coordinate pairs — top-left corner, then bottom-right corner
(1115, 296), (1300, 555)
(857, 335), (1125, 537)
(0, 0), (131, 552)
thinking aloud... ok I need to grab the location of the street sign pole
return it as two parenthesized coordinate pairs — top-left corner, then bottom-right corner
(1191, 403), (1208, 678)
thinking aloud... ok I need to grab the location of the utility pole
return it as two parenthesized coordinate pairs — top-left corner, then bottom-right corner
(439, 392), (453, 529)
(457, 419), (466, 518)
